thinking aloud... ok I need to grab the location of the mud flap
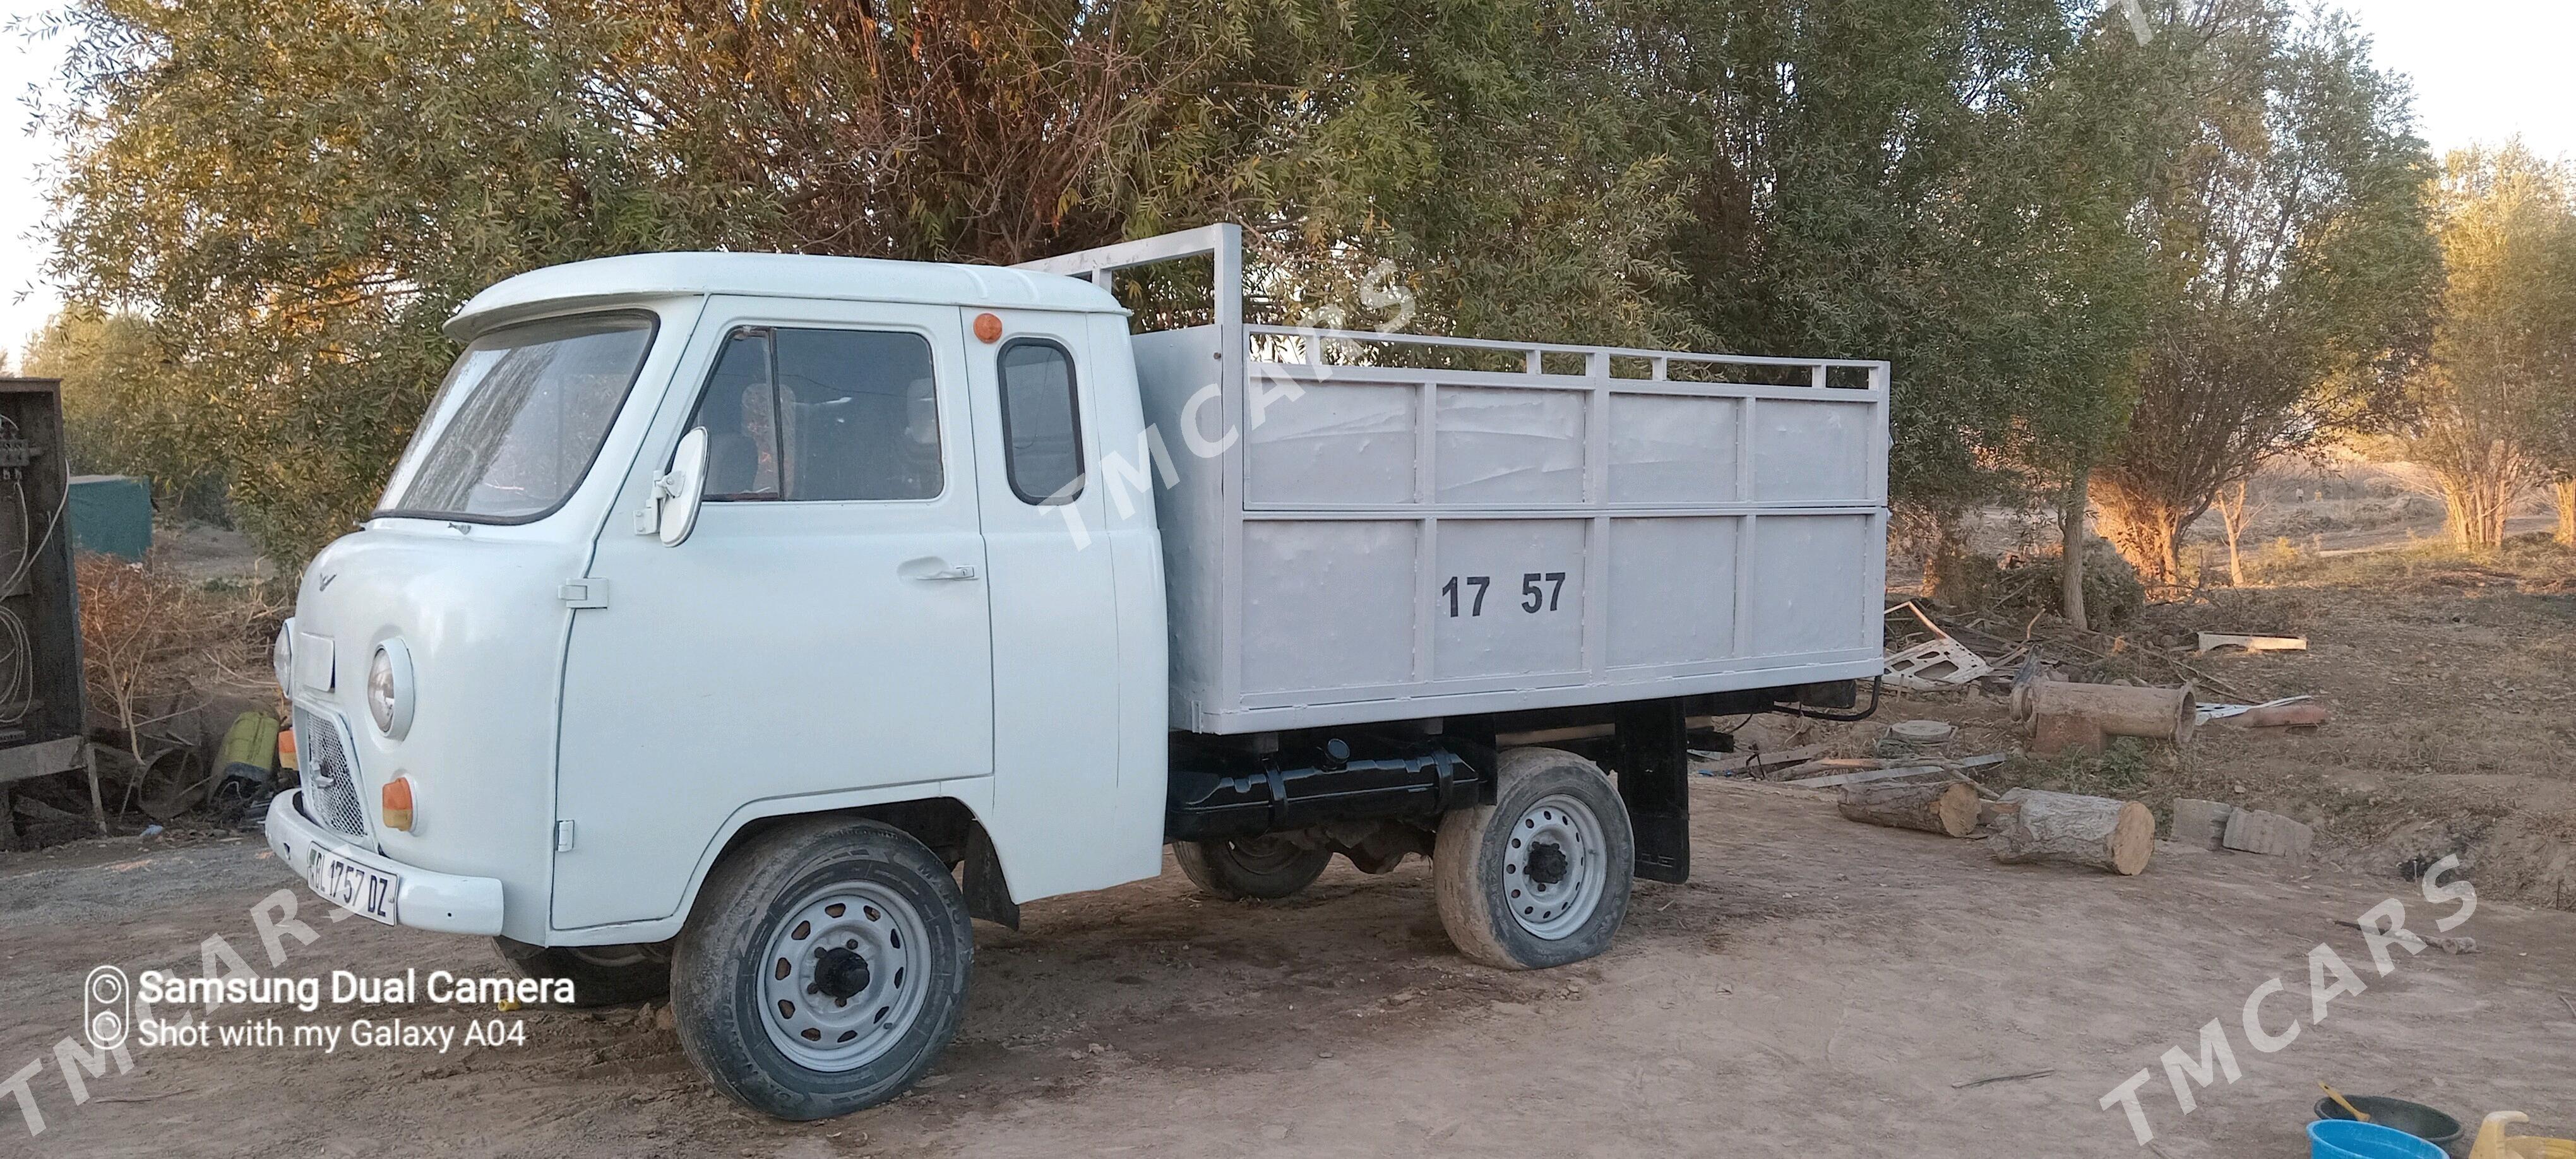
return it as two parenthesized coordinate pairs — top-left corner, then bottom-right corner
(1615, 699), (1690, 883)
(963, 824), (1020, 929)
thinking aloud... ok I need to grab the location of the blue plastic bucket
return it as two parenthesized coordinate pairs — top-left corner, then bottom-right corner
(2310, 1119), (2447, 1159)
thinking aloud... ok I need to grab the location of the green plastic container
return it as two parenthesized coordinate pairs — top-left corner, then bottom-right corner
(68, 474), (152, 561)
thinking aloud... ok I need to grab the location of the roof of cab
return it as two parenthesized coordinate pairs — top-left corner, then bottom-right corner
(444, 251), (1126, 340)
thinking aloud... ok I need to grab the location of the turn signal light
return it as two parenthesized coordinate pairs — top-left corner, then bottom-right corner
(381, 776), (414, 833)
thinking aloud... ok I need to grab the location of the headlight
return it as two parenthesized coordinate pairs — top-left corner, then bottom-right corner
(367, 639), (415, 739)
(272, 621), (295, 696)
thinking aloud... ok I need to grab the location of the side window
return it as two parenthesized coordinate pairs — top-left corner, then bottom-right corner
(686, 326), (943, 501)
(996, 339), (1083, 504)
(689, 329), (781, 499)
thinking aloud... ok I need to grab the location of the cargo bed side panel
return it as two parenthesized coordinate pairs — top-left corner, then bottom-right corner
(1133, 335), (1888, 735)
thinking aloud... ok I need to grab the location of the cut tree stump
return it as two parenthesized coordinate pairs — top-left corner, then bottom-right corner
(1838, 780), (1980, 838)
(1990, 788), (2154, 875)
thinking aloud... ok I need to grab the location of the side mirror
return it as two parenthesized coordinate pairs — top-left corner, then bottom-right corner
(643, 427), (709, 546)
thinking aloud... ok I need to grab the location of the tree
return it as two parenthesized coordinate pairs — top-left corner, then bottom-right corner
(2211, 477), (2260, 584)
(40, 0), (1698, 564)
(38, 0), (2428, 586)
(2092, 2), (2440, 586)
(42, 0), (751, 562)
(23, 310), (229, 519)
(1605, 0), (2165, 626)
(2395, 144), (2576, 549)
(1650, 0), (2154, 513)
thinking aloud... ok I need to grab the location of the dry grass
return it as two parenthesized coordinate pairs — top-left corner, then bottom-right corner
(76, 552), (280, 792)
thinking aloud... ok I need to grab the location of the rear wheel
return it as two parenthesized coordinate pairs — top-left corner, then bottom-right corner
(1434, 747), (1635, 970)
(1174, 835), (1333, 900)
(491, 937), (669, 1007)
(671, 817), (973, 1120)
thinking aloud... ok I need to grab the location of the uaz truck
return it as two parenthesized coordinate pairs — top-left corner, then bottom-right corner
(265, 224), (1888, 1118)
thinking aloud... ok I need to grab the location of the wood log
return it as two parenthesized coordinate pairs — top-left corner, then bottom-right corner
(2231, 702), (2330, 729)
(1989, 788), (2153, 875)
(2196, 633), (2306, 653)
(1838, 780), (1980, 838)
(2010, 679), (2196, 746)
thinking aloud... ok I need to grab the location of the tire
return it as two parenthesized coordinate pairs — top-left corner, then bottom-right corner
(491, 937), (671, 1007)
(671, 817), (974, 1120)
(1173, 835), (1333, 900)
(1434, 747), (1635, 970)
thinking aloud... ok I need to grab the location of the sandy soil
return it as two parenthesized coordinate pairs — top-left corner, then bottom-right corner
(1852, 533), (2576, 918)
(4, 782), (2571, 1158)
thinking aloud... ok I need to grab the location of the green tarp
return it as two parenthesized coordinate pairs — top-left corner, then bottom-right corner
(68, 475), (152, 561)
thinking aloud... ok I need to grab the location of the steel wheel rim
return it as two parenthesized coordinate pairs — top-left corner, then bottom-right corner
(758, 881), (932, 1071)
(1501, 793), (1607, 940)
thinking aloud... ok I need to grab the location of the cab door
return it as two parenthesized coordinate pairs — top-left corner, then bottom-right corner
(551, 297), (993, 930)
(958, 309), (1133, 898)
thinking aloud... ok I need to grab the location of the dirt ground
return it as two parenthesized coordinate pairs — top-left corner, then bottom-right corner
(4, 777), (2572, 1159)
(1850, 528), (2576, 918)
(4, 466), (2570, 1156)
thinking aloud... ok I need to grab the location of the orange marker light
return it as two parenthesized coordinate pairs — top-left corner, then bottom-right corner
(973, 312), (1003, 343)
(381, 776), (415, 833)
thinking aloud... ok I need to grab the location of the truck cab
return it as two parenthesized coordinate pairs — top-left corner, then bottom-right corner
(267, 225), (1888, 1120)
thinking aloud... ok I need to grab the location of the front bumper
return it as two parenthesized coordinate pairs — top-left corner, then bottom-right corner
(265, 790), (506, 935)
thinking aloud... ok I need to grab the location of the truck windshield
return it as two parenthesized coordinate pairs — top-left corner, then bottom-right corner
(376, 313), (657, 523)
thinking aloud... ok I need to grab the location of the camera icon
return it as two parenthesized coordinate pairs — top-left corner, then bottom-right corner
(84, 965), (129, 1050)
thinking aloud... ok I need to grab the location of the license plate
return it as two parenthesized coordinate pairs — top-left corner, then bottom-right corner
(307, 847), (400, 925)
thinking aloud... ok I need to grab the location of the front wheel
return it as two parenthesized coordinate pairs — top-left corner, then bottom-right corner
(1174, 835), (1333, 900)
(671, 817), (973, 1120)
(1434, 747), (1635, 970)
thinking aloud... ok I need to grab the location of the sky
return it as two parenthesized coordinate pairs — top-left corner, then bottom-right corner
(1, 0), (2572, 364)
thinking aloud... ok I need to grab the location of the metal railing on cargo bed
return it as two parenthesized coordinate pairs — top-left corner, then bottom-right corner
(1019, 226), (1889, 735)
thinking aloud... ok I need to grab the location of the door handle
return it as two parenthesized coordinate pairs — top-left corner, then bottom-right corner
(901, 559), (980, 581)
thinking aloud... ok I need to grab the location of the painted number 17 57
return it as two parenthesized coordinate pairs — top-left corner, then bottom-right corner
(1439, 571), (1566, 617)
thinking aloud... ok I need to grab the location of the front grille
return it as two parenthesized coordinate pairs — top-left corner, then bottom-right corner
(293, 707), (369, 840)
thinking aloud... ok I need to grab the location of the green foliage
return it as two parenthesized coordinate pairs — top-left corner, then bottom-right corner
(1645, 0), (2159, 510)
(42, 0), (747, 561)
(2391, 144), (2576, 547)
(42, 0), (1707, 563)
(22, 311), (229, 520)
(31, 0), (2438, 573)
(2093, 3), (2442, 582)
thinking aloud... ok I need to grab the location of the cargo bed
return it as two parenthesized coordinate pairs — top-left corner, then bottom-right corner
(1020, 227), (1888, 735)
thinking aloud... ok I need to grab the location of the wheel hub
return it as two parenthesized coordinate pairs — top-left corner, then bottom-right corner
(1524, 840), (1570, 886)
(812, 946), (871, 1001)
